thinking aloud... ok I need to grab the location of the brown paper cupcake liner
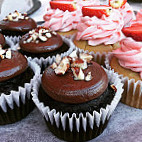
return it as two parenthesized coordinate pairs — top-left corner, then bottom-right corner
(105, 53), (142, 109)
(32, 51), (123, 141)
(0, 59), (41, 125)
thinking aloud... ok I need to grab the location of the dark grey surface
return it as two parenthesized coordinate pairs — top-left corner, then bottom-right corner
(1, 103), (142, 142)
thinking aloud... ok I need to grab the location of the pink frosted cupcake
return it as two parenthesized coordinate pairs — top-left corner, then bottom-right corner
(105, 37), (142, 109)
(43, 0), (100, 38)
(73, 5), (125, 65)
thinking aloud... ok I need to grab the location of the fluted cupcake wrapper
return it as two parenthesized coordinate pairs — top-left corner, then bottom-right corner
(3, 36), (19, 49)
(105, 53), (142, 109)
(32, 50), (123, 141)
(5, 36), (21, 49)
(0, 59), (41, 125)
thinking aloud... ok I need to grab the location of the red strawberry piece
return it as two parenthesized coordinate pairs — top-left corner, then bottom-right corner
(82, 5), (112, 18)
(50, 1), (76, 12)
(122, 25), (142, 41)
(109, 0), (127, 9)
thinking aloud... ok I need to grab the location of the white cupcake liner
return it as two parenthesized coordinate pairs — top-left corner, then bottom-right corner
(4, 35), (21, 49)
(13, 36), (76, 68)
(31, 50), (123, 135)
(0, 59), (41, 113)
(105, 53), (142, 108)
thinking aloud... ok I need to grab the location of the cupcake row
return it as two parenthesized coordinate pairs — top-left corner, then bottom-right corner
(42, 0), (142, 110)
(0, 0), (142, 141)
(0, 11), (75, 66)
(0, 39), (123, 142)
(42, 0), (134, 65)
(0, 12), (123, 140)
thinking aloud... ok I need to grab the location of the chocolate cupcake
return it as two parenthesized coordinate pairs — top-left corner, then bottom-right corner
(0, 48), (40, 125)
(18, 27), (74, 69)
(0, 10), (37, 37)
(32, 50), (123, 142)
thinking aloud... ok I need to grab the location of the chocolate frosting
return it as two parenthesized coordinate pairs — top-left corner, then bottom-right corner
(0, 34), (5, 47)
(0, 51), (28, 82)
(19, 33), (63, 53)
(42, 61), (108, 104)
(0, 18), (37, 32)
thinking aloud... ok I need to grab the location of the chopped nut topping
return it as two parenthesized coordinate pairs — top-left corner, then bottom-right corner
(55, 57), (70, 75)
(45, 33), (52, 38)
(3, 10), (28, 22)
(71, 67), (85, 80)
(5, 49), (12, 59)
(51, 50), (93, 81)
(0, 45), (2, 50)
(39, 35), (48, 41)
(24, 27), (57, 43)
(52, 31), (57, 35)
(111, 84), (117, 92)
(23, 41), (27, 44)
(69, 50), (78, 61)
(71, 58), (87, 70)
(55, 54), (62, 65)
(79, 53), (93, 63)
(85, 72), (92, 81)
(17, 46), (21, 50)
(51, 62), (58, 69)
(0, 49), (12, 60)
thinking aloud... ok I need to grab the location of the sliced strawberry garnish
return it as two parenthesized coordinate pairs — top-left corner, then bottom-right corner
(122, 26), (142, 41)
(50, 1), (76, 12)
(109, 0), (127, 9)
(82, 5), (112, 18)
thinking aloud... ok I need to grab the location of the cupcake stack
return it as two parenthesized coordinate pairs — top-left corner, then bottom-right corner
(1, 0), (142, 141)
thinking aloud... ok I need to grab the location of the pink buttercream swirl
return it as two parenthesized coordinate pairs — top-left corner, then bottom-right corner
(76, 9), (125, 46)
(44, 8), (82, 32)
(113, 38), (142, 79)
(119, 3), (135, 26)
(43, 0), (100, 32)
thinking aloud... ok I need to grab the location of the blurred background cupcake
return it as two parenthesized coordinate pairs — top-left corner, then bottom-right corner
(43, 0), (100, 38)
(105, 37), (142, 109)
(0, 10), (37, 37)
(0, 48), (40, 125)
